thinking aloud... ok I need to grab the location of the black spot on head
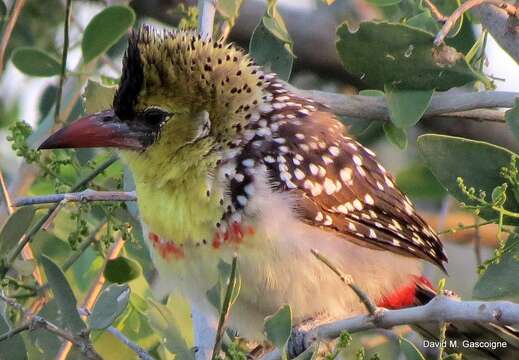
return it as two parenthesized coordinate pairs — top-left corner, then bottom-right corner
(113, 30), (144, 120)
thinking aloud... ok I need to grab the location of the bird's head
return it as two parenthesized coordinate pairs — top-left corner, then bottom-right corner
(39, 26), (266, 180)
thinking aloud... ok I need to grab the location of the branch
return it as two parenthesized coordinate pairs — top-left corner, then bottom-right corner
(434, 0), (519, 46)
(107, 326), (154, 360)
(0, 0), (28, 78)
(286, 84), (518, 122)
(197, 0), (217, 38)
(0, 294), (102, 360)
(262, 295), (519, 360)
(14, 189), (137, 207)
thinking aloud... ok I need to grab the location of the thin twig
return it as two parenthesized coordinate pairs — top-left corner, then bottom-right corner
(211, 254), (238, 360)
(55, 236), (125, 360)
(0, 293), (102, 359)
(262, 295), (519, 360)
(423, 0), (447, 22)
(0, 170), (14, 214)
(474, 216), (483, 267)
(14, 189), (137, 207)
(54, 0), (72, 125)
(434, 0), (519, 45)
(0, 0), (28, 78)
(311, 249), (377, 315)
(2, 155), (118, 278)
(107, 326), (154, 360)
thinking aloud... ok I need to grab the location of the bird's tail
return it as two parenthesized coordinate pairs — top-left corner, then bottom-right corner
(400, 279), (519, 359)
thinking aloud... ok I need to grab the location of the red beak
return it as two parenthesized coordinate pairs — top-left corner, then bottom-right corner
(38, 109), (144, 150)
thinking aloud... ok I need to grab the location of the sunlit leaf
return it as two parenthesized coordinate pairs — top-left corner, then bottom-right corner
(0, 207), (35, 256)
(417, 134), (519, 224)
(90, 284), (131, 329)
(11, 47), (61, 77)
(83, 80), (117, 114)
(216, 0), (243, 20)
(383, 122), (407, 149)
(82, 6), (136, 63)
(40, 255), (86, 333)
(148, 299), (195, 360)
(336, 21), (486, 90)
(104, 256), (142, 284)
(264, 305), (292, 354)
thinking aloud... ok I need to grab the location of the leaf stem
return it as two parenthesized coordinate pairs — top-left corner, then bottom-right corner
(54, 0), (72, 125)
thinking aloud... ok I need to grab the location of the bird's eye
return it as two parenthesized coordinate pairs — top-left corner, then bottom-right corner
(143, 107), (171, 126)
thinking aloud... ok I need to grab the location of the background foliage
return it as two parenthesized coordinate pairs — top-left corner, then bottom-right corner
(0, 0), (518, 359)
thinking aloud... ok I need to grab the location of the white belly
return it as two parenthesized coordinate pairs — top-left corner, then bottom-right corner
(145, 172), (422, 340)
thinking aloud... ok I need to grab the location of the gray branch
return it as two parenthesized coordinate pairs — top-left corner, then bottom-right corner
(262, 295), (519, 360)
(107, 326), (154, 360)
(13, 189), (137, 207)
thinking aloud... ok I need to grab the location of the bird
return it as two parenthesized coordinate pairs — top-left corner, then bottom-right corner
(38, 25), (512, 357)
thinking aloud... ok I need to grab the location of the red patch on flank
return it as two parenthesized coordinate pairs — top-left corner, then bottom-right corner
(148, 232), (184, 261)
(212, 232), (222, 249)
(211, 222), (255, 249)
(377, 276), (433, 309)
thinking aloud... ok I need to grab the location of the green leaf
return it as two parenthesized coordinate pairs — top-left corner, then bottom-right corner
(216, 0), (243, 20)
(249, 19), (293, 80)
(384, 85), (433, 128)
(417, 134), (519, 224)
(147, 299), (195, 360)
(406, 11), (441, 34)
(0, 314), (27, 360)
(383, 122), (407, 149)
(366, 0), (402, 7)
(83, 79), (117, 114)
(90, 284), (130, 329)
(473, 233), (519, 301)
(505, 99), (519, 142)
(11, 47), (61, 77)
(492, 184), (507, 207)
(396, 163), (446, 200)
(264, 2), (292, 45)
(264, 305), (292, 354)
(40, 255), (86, 333)
(336, 21), (485, 90)
(104, 256), (142, 284)
(0, 207), (35, 256)
(207, 259), (241, 311)
(82, 5), (136, 63)
(399, 337), (426, 360)
(0, 1), (6, 20)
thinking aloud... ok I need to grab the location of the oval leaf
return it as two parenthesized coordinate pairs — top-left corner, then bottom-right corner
(0, 314), (27, 360)
(264, 304), (292, 352)
(90, 284), (130, 329)
(11, 47), (61, 77)
(104, 256), (142, 283)
(40, 255), (86, 333)
(336, 22), (485, 90)
(83, 79), (117, 114)
(417, 134), (519, 224)
(505, 99), (519, 142)
(249, 19), (293, 81)
(82, 6), (136, 63)
(473, 233), (519, 301)
(148, 299), (195, 360)
(0, 206), (35, 256)
(384, 85), (433, 128)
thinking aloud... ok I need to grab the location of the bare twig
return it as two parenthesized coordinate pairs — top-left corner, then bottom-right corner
(311, 249), (377, 315)
(14, 189), (137, 207)
(434, 0), (519, 46)
(56, 236), (125, 360)
(211, 254), (238, 360)
(107, 326), (154, 360)
(0, 293), (102, 360)
(0, 0), (28, 78)
(262, 295), (519, 360)
(423, 0), (447, 22)
(54, 0), (72, 125)
(0, 170), (14, 214)
(285, 84), (518, 122)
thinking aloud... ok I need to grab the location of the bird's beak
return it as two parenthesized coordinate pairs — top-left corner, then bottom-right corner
(39, 109), (145, 151)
